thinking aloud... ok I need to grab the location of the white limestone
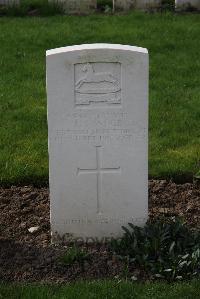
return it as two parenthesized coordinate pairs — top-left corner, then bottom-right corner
(28, 226), (39, 233)
(0, 0), (19, 5)
(135, 0), (161, 10)
(46, 44), (148, 242)
(175, 0), (200, 10)
(49, 0), (96, 13)
(115, 0), (161, 10)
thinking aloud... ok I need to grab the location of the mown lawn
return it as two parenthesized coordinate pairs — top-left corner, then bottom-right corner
(0, 12), (200, 185)
(0, 280), (200, 299)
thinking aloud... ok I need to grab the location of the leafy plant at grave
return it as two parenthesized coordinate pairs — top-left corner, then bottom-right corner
(111, 217), (200, 281)
(194, 170), (200, 180)
(59, 246), (91, 271)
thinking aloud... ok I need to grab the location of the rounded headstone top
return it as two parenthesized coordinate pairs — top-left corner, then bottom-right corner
(46, 43), (148, 56)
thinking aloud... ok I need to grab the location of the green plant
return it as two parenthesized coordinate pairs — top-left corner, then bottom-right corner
(194, 170), (200, 179)
(111, 218), (200, 281)
(97, 0), (113, 12)
(59, 246), (91, 271)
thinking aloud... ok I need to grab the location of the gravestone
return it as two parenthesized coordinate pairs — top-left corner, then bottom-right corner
(175, 0), (200, 10)
(135, 0), (161, 10)
(50, 0), (96, 13)
(115, 0), (135, 10)
(115, 0), (161, 10)
(46, 44), (148, 242)
(0, 0), (19, 5)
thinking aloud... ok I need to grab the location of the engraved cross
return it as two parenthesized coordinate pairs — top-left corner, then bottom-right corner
(77, 146), (121, 214)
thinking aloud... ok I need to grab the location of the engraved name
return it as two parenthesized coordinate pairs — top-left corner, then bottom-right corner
(53, 111), (146, 144)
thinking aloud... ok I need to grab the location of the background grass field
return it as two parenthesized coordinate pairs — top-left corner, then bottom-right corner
(0, 12), (200, 186)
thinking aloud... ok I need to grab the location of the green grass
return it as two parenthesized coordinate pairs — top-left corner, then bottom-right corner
(0, 12), (200, 185)
(0, 280), (200, 298)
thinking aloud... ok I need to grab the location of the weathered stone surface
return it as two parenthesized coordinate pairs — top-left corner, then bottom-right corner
(0, 0), (19, 5)
(46, 44), (148, 241)
(115, 0), (135, 10)
(115, 0), (161, 10)
(135, 0), (161, 10)
(175, 0), (200, 10)
(50, 0), (96, 13)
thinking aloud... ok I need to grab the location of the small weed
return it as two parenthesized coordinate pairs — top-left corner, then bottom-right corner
(194, 170), (200, 179)
(97, 0), (113, 13)
(59, 246), (91, 271)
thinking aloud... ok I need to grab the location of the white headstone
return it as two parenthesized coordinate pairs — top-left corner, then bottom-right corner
(115, 0), (161, 10)
(0, 0), (19, 5)
(115, 0), (134, 10)
(49, 0), (96, 13)
(135, 0), (161, 10)
(46, 44), (148, 242)
(175, 0), (200, 10)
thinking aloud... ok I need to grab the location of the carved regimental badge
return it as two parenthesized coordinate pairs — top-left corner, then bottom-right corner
(74, 62), (121, 106)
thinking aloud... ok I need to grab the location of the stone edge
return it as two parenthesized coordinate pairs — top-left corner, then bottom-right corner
(46, 43), (148, 56)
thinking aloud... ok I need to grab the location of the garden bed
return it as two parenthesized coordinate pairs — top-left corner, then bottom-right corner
(0, 180), (199, 282)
